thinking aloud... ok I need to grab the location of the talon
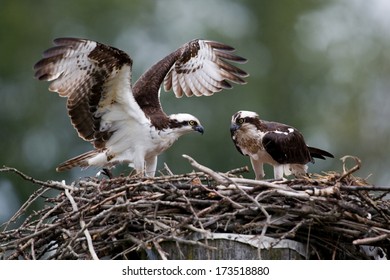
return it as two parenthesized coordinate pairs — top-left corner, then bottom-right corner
(101, 168), (113, 179)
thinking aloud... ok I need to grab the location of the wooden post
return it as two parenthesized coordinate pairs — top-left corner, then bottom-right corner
(159, 233), (307, 260)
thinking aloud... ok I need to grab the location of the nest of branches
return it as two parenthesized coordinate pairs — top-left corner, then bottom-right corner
(1, 155), (389, 260)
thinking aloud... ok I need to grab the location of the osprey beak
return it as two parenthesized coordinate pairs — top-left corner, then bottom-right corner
(230, 123), (240, 134)
(194, 125), (204, 134)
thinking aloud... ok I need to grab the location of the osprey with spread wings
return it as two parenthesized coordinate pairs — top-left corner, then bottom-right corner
(34, 38), (248, 176)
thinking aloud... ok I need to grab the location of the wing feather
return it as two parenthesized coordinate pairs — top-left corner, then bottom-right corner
(34, 37), (149, 149)
(183, 70), (202, 96)
(163, 39), (248, 98)
(171, 70), (184, 98)
(191, 71), (215, 96)
(178, 72), (193, 97)
(194, 67), (224, 92)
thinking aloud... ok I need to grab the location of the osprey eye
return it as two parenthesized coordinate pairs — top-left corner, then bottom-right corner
(189, 120), (196, 126)
(237, 118), (244, 124)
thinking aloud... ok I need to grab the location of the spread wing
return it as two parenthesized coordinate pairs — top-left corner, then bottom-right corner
(163, 39), (248, 97)
(34, 38), (149, 149)
(261, 123), (313, 164)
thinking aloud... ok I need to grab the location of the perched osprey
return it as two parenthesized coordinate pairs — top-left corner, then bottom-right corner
(230, 110), (334, 180)
(34, 38), (248, 176)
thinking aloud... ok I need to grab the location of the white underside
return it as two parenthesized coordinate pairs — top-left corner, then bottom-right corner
(83, 66), (193, 177)
(87, 122), (182, 176)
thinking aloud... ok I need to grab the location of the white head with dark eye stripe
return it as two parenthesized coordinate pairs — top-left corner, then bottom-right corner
(168, 113), (204, 135)
(230, 110), (260, 134)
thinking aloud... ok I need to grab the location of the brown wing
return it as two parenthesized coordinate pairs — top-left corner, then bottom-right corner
(262, 123), (313, 164)
(132, 39), (248, 129)
(34, 38), (149, 149)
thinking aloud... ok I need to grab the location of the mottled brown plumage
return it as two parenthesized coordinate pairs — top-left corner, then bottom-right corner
(230, 111), (333, 180)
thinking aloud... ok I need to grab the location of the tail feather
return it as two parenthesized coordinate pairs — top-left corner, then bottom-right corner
(308, 146), (334, 160)
(56, 150), (100, 172)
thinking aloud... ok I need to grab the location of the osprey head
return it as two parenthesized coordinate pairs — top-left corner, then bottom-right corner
(230, 110), (259, 134)
(169, 113), (204, 135)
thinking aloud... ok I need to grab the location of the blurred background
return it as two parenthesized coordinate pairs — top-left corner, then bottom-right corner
(1, 0), (390, 223)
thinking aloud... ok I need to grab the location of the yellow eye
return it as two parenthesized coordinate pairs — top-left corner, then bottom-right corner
(237, 118), (244, 124)
(189, 120), (196, 126)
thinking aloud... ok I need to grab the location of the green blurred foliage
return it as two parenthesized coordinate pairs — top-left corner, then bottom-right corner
(1, 0), (390, 223)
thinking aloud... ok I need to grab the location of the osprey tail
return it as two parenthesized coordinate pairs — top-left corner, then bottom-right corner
(308, 146), (334, 161)
(56, 150), (101, 172)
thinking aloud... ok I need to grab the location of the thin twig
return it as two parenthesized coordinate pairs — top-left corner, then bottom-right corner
(0, 166), (75, 191)
(1, 185), (49, 231)
(64, 189), (99, 260)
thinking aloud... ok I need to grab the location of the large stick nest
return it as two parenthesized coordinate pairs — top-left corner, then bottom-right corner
(1, 155), (389, 260)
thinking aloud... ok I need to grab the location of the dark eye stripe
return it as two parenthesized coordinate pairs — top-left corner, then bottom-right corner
(181, 120), (197, 126)
(237, 118), (244, 124)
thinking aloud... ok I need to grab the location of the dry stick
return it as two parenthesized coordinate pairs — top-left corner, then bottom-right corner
(2, 185), (48, 231)
(0, 166), (75, 191)
(89, 190), (127, 211)
(199, 184), (244, 209)
(182, 154), (229, 184)
(270, 219), (310, 248)
(182, 196), (207, 232)
(34, 199), (68, 230)
(294, 184), (390, 192)
(357, 192), (390, 224)
(65, 245), (80, 259)
(225, 166), (250, 176)
(109, 223), (129, 236)
(230, 177), (291, 190)
(342, 211), (384, 228)
(353, 233), (390, 245)
(4, 223), (61, 260)
(163, 162), (175, 176)
(275, 189), (311, 199)
(201, 209), (240, 228)
(153, 239), (168, 260)
(174, 202), (220, 231)
(339, 155), (361, 181)
(64, 189), (99, 260)
(183, 154), (290, 191)
(7, 239), (33, 260)
(2, 222), (61, 252)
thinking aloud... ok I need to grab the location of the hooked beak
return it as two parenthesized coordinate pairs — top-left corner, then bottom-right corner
(230, 123), (240, 134)
(194, 125), (204, 135)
